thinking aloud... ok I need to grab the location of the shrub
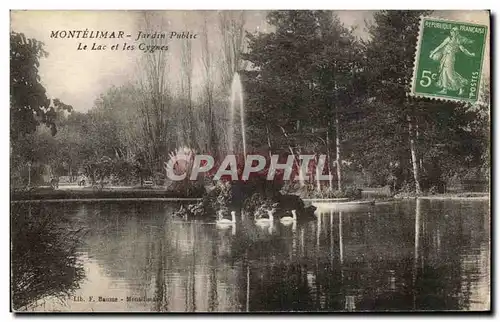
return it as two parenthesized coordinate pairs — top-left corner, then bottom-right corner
(11, 204), (86, 310)
(308, 186), (362, 199)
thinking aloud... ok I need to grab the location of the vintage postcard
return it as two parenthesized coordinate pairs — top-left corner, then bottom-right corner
(10, 10), (490, 313)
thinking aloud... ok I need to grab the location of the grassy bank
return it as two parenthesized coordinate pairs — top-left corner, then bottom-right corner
(11, 187), (204, 201)
(394, 192), (489, 200)
(417, 192), (489, 200)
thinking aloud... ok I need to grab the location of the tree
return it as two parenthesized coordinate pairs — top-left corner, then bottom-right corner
(180, 17), (195, 149)
(218, 11), (247, 89)
(242, 11), (322, 186)
(359, 10), (486, 192)
(362, 11), (427, 193)
(10, 32), (74, 186)
(136, 12), (175, 173)
(311, 13), (366, 191)
(10, 32), (72, 140)
(199, 15), (218, 155)
(242, 11), (363, 191)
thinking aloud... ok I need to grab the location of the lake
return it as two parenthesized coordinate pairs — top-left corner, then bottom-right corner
(11, 199), (490, 312)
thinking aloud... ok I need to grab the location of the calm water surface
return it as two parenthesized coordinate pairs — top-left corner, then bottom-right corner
(12, 199), (490, 312)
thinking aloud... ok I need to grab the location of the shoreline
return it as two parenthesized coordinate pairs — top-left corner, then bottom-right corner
(10, 187), (489, 203)
(417, 195), (489, 200)
(10, 188), (204, 202)
(11, 198), (203, 203)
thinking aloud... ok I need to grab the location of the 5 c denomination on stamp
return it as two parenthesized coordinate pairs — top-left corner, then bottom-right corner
(411, 16), (488, 102)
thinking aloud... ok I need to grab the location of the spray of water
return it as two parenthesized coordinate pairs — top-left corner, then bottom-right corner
(229, 73), (247, 157)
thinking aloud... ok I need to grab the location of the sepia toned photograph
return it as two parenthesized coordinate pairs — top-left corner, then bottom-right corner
(10, 9), (490, 312)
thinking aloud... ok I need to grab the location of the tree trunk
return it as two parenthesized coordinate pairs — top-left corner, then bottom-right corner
(315, 154), (321, 192)
(335, 110), (343, 192)
(408, 115), (422, 194)
(266, 124), (272, 158)
(326, 123), (333, 190)
(280, 125), (304, 187)
(288, 146), (305, 187)
(416, 123), (423, 170)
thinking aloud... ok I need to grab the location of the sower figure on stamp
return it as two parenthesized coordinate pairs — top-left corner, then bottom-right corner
(430, 26), (475, 96)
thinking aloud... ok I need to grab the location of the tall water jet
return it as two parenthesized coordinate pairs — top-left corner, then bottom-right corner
(229, 73), (247, 157)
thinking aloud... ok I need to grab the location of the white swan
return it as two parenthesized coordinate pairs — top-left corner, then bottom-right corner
(280, 209), (297, 224)
(216, 210), (236, 225)
(255, 209), (274, 225)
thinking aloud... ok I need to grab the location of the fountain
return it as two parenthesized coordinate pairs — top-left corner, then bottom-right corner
(172, 72), (317, 221)
(229, 73), (247, 157)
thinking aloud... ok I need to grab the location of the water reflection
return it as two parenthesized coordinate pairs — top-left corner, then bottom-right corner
(11, 199), (490, 312)
(413, 198), (421, 309)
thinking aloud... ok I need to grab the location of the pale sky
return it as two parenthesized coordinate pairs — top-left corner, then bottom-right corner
(10, 10), (489, 112)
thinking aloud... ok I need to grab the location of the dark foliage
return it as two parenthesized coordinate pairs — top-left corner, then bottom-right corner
(11, 204), (85, 310)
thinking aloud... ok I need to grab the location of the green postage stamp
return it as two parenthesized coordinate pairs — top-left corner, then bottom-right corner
(411, 16), (488, 102)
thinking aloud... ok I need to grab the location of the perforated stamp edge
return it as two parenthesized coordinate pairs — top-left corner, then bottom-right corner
(408, 15), (489, 104)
